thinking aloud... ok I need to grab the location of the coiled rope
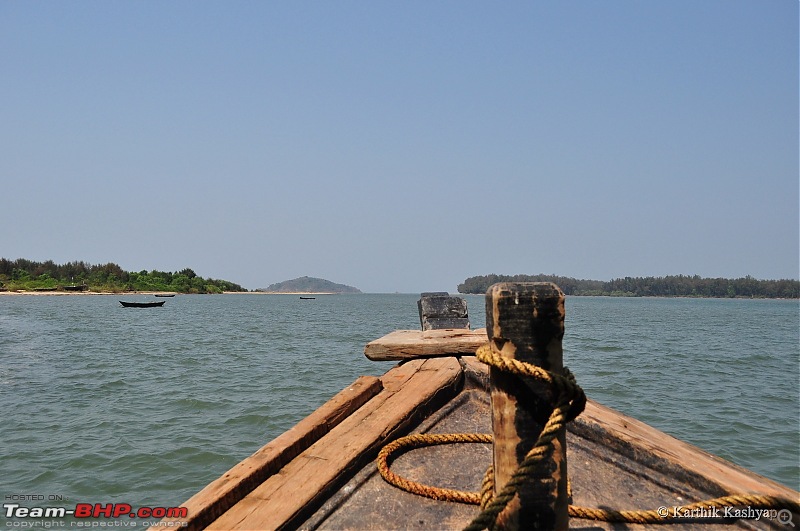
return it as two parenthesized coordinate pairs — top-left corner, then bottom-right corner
(377, 344), (800, 530)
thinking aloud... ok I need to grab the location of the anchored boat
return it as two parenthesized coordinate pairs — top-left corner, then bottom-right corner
(119, 300), (166, 308)
(161, 284), (798, 530)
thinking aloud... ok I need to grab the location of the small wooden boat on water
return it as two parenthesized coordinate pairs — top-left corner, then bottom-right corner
(300, 296), (316, 300)
(155, 294), (176, 297)
(119, 300), (166, 308)
(162, 284), (798, 530)
(61, 284), (89, 292)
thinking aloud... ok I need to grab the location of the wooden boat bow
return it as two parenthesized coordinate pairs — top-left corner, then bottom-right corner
(161, 285), (798, 530)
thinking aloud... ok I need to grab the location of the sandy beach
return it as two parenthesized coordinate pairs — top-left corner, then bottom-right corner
(0, 290), (177, 296)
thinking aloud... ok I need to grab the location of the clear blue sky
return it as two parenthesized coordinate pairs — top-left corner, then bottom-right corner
(2, 1), (797, 293)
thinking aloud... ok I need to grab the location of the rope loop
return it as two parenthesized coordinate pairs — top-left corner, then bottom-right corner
(375, 344), (799, 530)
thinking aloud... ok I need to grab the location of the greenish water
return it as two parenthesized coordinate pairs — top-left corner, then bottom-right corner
(1, 294), (797, 513)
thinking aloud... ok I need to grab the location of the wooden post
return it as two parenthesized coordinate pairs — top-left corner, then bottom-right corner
(486, 282), (568, 530)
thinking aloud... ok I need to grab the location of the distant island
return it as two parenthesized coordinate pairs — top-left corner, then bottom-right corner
(0, 258), (247, 294)
(458, 274), (799, 298)
(257, 276), (361, 294)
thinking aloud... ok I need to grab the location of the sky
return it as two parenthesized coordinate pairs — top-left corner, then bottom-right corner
(1, 1), (797, 293)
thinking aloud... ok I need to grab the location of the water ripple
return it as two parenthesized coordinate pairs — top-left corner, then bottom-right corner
(1, 294), (797, 507)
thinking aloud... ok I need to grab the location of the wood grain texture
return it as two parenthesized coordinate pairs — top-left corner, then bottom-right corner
(159, 375), (383, 530)
(574, 399), (799, 500)
(486, 282), (568, 530)
(364, 328), (487, 361)
(208, 357), (464, 530)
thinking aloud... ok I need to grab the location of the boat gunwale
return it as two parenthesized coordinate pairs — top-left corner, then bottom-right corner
(162, 334), (799, 530)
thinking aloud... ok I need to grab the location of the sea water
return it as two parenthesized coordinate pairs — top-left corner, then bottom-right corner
(1, 293), (797, 512)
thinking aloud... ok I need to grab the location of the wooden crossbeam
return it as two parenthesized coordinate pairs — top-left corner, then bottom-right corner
(364, 328), (487, 361)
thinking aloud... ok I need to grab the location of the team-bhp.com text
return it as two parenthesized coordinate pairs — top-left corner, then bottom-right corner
(4, 503), (187, 524)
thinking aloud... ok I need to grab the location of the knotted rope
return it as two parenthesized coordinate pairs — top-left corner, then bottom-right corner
(377, 343), (800, 530)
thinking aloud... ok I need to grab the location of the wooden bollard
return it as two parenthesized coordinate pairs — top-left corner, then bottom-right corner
(486, 282), (568, 530)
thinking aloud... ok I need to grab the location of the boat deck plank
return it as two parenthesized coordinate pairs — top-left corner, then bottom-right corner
(207, 357), (464, 531)
(162, 375), (383, 529)
(298, 357), (796, 530)
(166, 349), (798, 530)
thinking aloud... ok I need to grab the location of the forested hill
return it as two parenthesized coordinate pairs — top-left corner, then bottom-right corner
(458, 274), (799, 298)
(258, 276), (361, 293)
(0, 258), (246, 294)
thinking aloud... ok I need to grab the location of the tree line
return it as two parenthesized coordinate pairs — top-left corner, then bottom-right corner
(457, 274), (799, 298)
(0, 258), (246, 294)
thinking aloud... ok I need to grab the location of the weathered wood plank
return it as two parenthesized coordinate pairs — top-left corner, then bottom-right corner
(574, 399), (799, 500)
(160, 375), (383, 530)
(208, 357), (464, 531)
(364, 328), (487, 361)
(462, 348), (797, 504)
(466, 346), (799, 506)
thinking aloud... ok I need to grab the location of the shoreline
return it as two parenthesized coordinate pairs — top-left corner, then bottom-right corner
(0, 290), (179, 296)
(0, 290), (342, 296)
(1, 291), (795, 300)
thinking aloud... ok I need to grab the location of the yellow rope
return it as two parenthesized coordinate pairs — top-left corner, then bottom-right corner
(376, 344), (800, 529)
(377, 433), (490, 505)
